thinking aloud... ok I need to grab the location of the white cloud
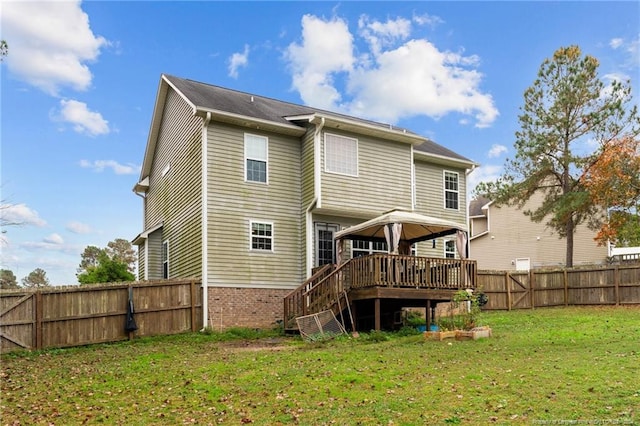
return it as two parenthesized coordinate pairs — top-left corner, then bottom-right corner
(66, 221), (92, 234)
(0, 203), (47, 227)
(358, 15), (412, 57)
(43, 233), (64, 245)
(79, 159), (140, 175)
(609, 35), (640, 71)
(56, 99), (110, 136)
(228, 44), (250, 79)
(467, 165), (503, 195)
(347, 39), (498, 127)
(610, 38), (624, 49)
(2, 0), (107, 96)
(21, 240), (77, 254)
(487, 144), (508, 158)
(284, 14), (498, 128)
(285, 14), (354, 111)
(412, 12), (444, 28)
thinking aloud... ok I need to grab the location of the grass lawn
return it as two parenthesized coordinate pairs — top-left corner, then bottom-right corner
(1, 306), (639, 425)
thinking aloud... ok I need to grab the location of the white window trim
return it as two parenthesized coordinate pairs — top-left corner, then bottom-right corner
(324, 132), (359, 177)
(244, 133), (269, 184)
(443, 170), (460, 211)
(351, 239), (387, 257)
(444, 239), (456, 259)
(249, 220), (274, 252)
(162, 240), (169, 279)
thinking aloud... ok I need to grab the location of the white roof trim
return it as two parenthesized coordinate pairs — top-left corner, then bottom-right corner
(132, 222), (163, 245)
(413, 149), (478, 168)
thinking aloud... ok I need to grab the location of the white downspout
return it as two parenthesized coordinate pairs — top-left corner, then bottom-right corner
(201, 112), (212, 331)
(133, 190), (148, 280)
(306, 117), (325, 277)
(465, 164), (477, 258)
(410, 146), (416, 211)
(314, 117), (324, 209)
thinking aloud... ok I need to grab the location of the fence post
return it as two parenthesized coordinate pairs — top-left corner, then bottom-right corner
(529, 269), (535, 310)
(614, 266), (620, 306)
(564, 269), (569, 306)
(505, 272), (512, 311)
(190, 279), (197, 332)
(35, 290), (43, 350)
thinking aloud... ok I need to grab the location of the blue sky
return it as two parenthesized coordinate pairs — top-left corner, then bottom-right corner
(1, 1), (638, 285)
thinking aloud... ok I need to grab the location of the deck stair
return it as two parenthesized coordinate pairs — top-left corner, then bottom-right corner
(284, 261), (353, 331)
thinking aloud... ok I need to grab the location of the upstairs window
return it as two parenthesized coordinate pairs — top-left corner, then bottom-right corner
(444, 171), (459, 210)
(325, 133), (358, 176)
(250, 221), (273, 251)
(245, 134), (268, 183)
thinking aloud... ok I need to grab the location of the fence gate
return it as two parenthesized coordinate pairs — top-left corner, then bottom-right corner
(0, 292), (36, 352)
(507, 272), (531, 310)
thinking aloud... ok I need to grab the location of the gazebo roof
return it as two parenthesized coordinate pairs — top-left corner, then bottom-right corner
(334, 209), (467, 244)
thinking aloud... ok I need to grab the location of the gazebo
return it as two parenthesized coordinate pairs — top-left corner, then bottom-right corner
(284, 209), (477, 332)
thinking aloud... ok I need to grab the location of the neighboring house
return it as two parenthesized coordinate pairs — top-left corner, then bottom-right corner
(133, 74), (476, 329)
(469, 194), (608, 271)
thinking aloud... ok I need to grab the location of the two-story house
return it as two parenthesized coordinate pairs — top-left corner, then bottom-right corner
(469, 195), (608, 270)
(133, 74), (477, 330)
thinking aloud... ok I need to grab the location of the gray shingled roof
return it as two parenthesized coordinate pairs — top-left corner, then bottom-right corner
(164, 74), (473, 164)
(469, 196), (491, 217)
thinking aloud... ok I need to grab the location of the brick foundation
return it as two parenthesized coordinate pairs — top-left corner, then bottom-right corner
(206, 287), (290, 331)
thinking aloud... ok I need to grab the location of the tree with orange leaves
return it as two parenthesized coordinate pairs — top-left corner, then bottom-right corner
(583, 136), (640, 246)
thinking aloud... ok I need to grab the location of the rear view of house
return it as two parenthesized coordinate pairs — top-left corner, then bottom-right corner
(133, 74), (477, 330)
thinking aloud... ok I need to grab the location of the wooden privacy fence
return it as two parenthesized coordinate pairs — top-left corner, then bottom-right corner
(0, 279), (202, 354)
(478, 263), (640, 310)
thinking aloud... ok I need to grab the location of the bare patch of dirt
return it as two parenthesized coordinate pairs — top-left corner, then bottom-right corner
(217, 338), (295, 352)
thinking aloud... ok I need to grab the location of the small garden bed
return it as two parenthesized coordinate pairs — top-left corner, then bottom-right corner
(425, 290), (491, 341)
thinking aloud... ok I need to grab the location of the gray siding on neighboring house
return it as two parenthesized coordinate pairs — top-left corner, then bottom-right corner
(143, 88), (203, 278)
(320, 131), (413, 216)
(471, 216), (488, 236)
(205, 122), (303, 289)
(469, 192), (608, 269)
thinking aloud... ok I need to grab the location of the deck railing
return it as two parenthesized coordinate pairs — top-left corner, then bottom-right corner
(284, 254), (477, 329)
(349, 254), (477, 289)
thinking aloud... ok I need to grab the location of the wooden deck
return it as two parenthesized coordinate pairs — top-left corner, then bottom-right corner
(284, 254), (477, 331)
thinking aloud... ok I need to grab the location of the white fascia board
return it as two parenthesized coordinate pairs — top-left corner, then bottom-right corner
(132, 222), (163, 245)
(133, 176), (150, 193)
(413, 150), (478, 169)
(197, 108), (307, 136)
(139, 75), (197, 181)
(469, 230), (490, 241)
(306, 114), (428, 145)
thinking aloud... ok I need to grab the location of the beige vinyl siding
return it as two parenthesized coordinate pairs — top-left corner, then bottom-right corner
(137, 244), (146, 281)
(143, 88), (203, 278)
(470, 192), (608, 270)
(206, 122), (303, 289)
(471, 216), (488, 236)
(320, 131), (412, 215)
(147, 228), (164, 280)
(414, 161), (467, 224)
